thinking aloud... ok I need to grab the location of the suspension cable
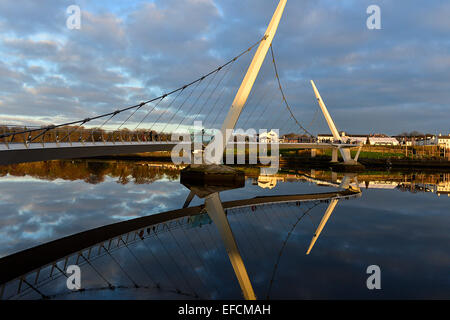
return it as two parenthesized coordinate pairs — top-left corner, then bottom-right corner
(269, 45), (315, 138)
(172, 70), (219, 133)
(266, 202), (319, 299)
(0, 37), (266, 140)
(160, 78), (203, 133)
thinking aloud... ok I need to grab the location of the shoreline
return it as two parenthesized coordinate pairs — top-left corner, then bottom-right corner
(75, 153), (450, 172)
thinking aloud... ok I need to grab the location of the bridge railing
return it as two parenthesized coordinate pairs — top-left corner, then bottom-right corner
(0, 125), (176, 149)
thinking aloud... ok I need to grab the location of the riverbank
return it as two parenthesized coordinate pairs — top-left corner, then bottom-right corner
(78, 147), (450, 172)
(280, 155), (450, 170)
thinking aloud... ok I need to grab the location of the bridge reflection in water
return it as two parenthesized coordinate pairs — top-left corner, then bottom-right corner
(0, 174), (360, 300)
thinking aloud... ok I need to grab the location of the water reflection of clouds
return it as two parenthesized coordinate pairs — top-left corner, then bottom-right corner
(50, 199), (448, 299)
(0, 175), (189, 257)
(1, 171), (449, 299)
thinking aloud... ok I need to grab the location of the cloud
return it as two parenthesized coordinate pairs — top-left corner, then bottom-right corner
(0, 0), (449, 134)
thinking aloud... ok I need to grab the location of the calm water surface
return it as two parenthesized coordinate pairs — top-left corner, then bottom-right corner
(0, 160), (449, 299)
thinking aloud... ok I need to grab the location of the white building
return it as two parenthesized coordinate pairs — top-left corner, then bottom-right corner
(345, 136), (368, 144)
(317, 132), (368, 144)
(437, 135), (450, 148)
(395, 135), (437, 146)
(259, 130), (279, 143)
(368, 137), (399, 146)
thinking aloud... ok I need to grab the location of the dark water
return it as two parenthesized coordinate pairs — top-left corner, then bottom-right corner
(0, 160), (449, 299)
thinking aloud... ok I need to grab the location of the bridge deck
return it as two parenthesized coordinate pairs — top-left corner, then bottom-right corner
(0, 142), (359, 165)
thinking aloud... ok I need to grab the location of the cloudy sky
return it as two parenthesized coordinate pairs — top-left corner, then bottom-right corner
(0, 0), (449, 135)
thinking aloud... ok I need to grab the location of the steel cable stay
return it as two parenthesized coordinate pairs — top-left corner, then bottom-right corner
(80, 253), (114, 289)
(116, 100), (149, 132)
(179, 224), (222, 297)
(119, 239), (159, 289)
(26, 233), (182, 299)
(134, 97), (165, 131)
(232, 207), (268, 258)
(265, 201), (320, 299)
(209, 79), (247, 131)
(97, 111), (123, 141)
(255, 203), (282, 232)
(204, 222), (223, 257)
(7, 218), (200, 300)
(239, 82), (272, 130)
(160, 78), (203, 134)
(269, 45), (315, 138)
(284, 121), (299, 136)
(258, 88), (280, 130)
(153, 232), (199, 297)
(234, 203), (286, 253)
(222, 203), (309, 298)
(226, 208), (262, 262)
(172, 70), (219, 133)
(265, 100), (286, 133)
(207, 54), (267, 131)
(307, 108), (320, 135)
(101, 245), (139, 288)
(10, 254), (97, 300)
(259, 203), (292, 235)
(252, 87), (278, 130)
(229, 209), (258, 259)
(18, 278), (49, 300)
(0, 37), (266, 141)
(139, 236), (182, 293)
(203, 60), (238, 129)
(242, 205), (278, 257)
(166, 228), (211, 294)
(17, 246), (198, 300)
(255, 204), (291, 257)
(147, 87), (186, 134)
(236, 56), (275, 131)
(191, 60), (235, 127)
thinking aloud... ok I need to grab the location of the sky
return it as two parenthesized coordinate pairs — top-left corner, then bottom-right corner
(0, 0), (449, 135)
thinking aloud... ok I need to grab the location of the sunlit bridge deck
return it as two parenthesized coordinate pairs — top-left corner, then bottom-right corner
(0, 141), (358, 166)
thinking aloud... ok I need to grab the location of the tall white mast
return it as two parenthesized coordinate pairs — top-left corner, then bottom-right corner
(310, 80), (342, 142)
(215, 0), (288, 159)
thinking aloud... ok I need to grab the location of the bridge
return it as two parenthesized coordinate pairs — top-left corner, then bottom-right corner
(0, 0), (362, 167)
(0, 140), (357, 166)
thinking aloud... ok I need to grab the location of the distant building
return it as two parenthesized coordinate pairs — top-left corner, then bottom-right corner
(394, 134), (437, 146)
(257, 176), (278, 189)
(259, 130), (279, 143)
(317, 132), (368, 144)
(368, 137), (399, 146)
(436, 173), (450, 197)
(316, 134), (333, 143)
(281, 133), (314, 143)
(318, 132), (402, 146)
(437, 134), (450, 148)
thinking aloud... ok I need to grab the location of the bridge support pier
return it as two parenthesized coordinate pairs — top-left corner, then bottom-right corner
(311, 148), (317, 158)
(331, 148), (338, 162)
(331, 172), (337, 182)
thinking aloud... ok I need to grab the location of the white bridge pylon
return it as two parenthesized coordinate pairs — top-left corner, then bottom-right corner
(211, 0), (361, 165)
(202, 0), (288, 300)
(211, 0), (288, 161)
(310, 80), (362, 164)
